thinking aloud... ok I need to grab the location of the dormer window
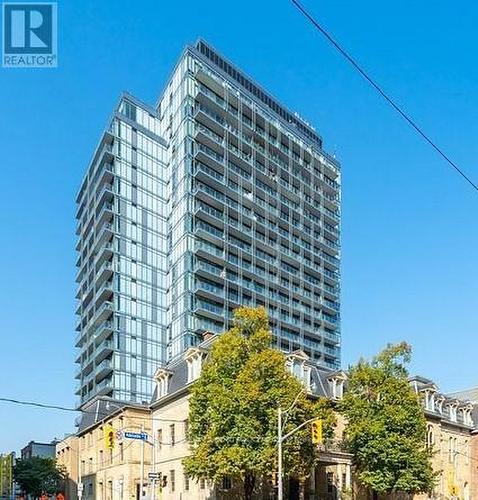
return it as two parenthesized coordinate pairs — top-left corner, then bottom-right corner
(435, 396), (444, 414)
(459, 406), (474, 426)
(424, 391), (435, 412)
(448, 404), (458, 422)
(330, 377), (344, 400)
(285, 351), (311, 390)
(466, 408), (474, 426)
(185, 348), (205, 383)
(154, 369), (172, 399)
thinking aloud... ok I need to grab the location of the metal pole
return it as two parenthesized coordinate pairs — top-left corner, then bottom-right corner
(278, 407), (283, 500)
(78, 437), (83, 500)
(151, 419), (156, 500)
(140, 426), (145, 498)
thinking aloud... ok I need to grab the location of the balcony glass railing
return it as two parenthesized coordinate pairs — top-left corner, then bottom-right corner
(195, 280), (224, 297)
(195, 299), (224, 315)
(195, 260), (224, 277)
(95, 301), (113, 319)
(195, 240), (224, 258)
(195, 99), (339, 192)
(193, 158), (339, 249)
(196, 82), (340, 176)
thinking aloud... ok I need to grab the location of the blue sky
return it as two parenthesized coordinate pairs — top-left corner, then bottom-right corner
(0, 0), (477, 452)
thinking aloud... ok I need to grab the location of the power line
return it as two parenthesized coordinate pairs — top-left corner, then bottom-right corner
(290, 0), (478, 192)
(0, 397), (76, 413)
(0, 397), (185, 423)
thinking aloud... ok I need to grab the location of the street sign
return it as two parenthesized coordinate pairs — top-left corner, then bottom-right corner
(148, 472), (161, 481)
(124, 431), (148, 440)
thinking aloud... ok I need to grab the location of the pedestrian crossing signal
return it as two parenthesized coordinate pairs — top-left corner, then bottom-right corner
(104, 424), (115, 450)
(311, 418), (323, 445)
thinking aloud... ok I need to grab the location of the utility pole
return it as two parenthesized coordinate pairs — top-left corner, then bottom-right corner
(277, 407), (283, 500)
(77, 437), (83, 500)
(140, 425), (145, 498)
(151, 415), (156, 500)
(277, 388), (320, 500)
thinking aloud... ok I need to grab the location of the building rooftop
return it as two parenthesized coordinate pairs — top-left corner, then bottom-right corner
(448, 387), (478, 403)
(191, 39), (323, 149)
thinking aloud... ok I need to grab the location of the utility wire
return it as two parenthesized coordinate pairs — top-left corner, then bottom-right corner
(290, 0), (478, 192)
(0, 397), (185, 423)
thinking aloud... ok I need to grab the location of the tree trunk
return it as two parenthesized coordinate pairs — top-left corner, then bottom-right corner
(244, 473), (256, 500)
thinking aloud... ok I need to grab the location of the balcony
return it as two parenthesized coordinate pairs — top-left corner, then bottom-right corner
(193, 299), (224, 321)
(95, 158), (115, 190)
(96, 339), (114, 363)
(194, 260), (225, 283)
(194, 104), (226, 138)
(96, 377), (113, 396)
(193, 160), (225, 187)
(95, 358), (114, 381)
(194, 142), (225, 173)
(80, 359), (94, 379)
(95, 280), (113, 307)
(195, 317), (225, 335)
(194, 123), (225, 156)
(194, 241), (224, 265)
(94, 300), (113, 323)
(323, 330), (340, 345)
(95, 241), (114, 267)
(94, 319), (115, 345)
(96, 200), (114, 227)
(95, 183), (114, 211)
(196, 82), (227, 114)
(94, 221), (114, 251)
(75, 317), (94, 348)
(95, 259), (114, 287)
(194, 281), (224, 301)
(75, 315), (83, 333)
(194, 205), (224, 232)
(194, 221), (224, 247)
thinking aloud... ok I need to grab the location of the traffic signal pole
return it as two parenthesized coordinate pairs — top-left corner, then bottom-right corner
(277, 407), (283, 500)
(140, 425), (145, 499)
(277, 388), (320, 500)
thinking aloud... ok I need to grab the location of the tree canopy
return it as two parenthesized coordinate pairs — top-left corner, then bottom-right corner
(340, 342), (436, 496)
(183, 306), (336, 499)
(13, 456), (66, 498)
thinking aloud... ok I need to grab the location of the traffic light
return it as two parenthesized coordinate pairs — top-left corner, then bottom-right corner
(161, 475), (167, 488)
(271, 472), (278, 488)
(104, 424), (115, 450)
(267, 472), (278, 488)
(311, 418), (323, 445)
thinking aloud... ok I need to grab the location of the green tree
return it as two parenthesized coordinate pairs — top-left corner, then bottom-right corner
(183, 306), (336, 499)
(340, 342), (436, 498)
(13, 457), (66, 499)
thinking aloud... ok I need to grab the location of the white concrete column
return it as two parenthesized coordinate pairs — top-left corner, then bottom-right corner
(309, 466), (316, 499)
(345, 463), (352, 489)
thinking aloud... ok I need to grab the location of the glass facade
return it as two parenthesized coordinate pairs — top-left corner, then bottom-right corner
(75, 98), (169, 406)
(75, 40), (341, 407)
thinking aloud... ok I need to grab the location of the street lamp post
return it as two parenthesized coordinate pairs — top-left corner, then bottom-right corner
(277, 388), (317, 500)
(277, 407), (283, 500)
